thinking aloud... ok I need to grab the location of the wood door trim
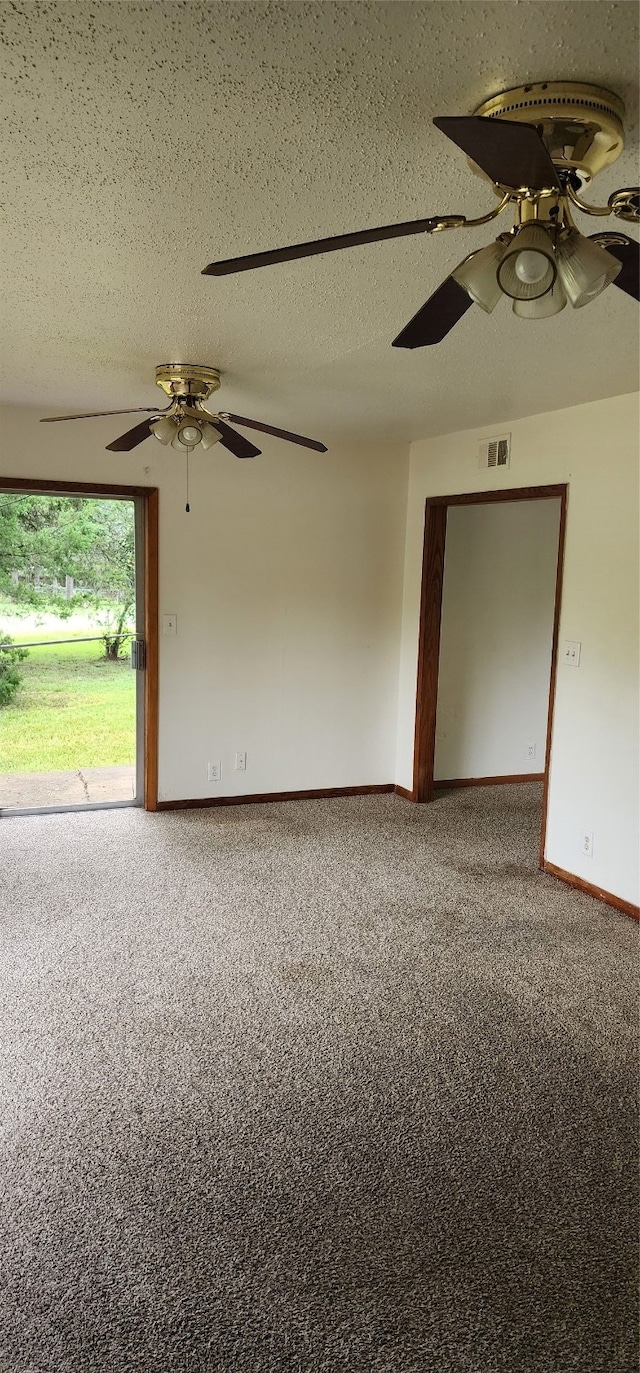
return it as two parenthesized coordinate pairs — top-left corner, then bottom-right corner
(426, 484), (566, 507)
(144, 488), (159, 811)
(538, 488), (567, 865)
(0, 475), (159, 812)
(0, 475), (155, 498)
(412, 501), (447, 802)
(412, 484), (568, 868)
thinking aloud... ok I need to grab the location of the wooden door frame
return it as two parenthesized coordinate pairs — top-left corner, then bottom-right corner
(412, 483), (567, 867)
(0, 476), (159, 811)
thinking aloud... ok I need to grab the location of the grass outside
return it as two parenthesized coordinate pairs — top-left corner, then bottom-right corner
(0, 630), (136, 772)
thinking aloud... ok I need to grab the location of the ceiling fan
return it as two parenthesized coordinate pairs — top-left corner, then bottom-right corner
(202, 81), (639, 346)
(40, 363), (327, 457)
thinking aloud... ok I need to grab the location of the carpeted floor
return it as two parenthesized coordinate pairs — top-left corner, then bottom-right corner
(0, 784), (637, 1373)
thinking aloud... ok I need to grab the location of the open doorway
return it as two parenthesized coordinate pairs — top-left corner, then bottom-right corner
(412, 485), (567, 864)
(0, 478), (158, 815)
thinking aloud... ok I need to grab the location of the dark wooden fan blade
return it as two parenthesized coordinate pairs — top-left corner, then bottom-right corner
(392, 276), (473, 348)
(433, 116), (560, 192)
(106, 418), (155, 452)
(202, 215), (443, 276)
(590, 233), (640, 300)
(215, 420), (261, 459)
(225, 413), (327, 452)
(41, 407), (161, 423)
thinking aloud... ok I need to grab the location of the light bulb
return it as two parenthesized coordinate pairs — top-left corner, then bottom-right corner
(514, 250), (549, 285)
(177, 424), (201, 447)
(497, 224), (556, 301)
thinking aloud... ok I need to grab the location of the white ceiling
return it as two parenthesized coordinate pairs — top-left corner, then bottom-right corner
(1, 0), (638, 444)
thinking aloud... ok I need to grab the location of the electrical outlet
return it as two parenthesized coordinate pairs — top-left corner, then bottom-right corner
(525, 743), (536, 761)
(581, 831), (594, 858)
(561, 640), (581, 667)
(207, 761), (221, 783)
(235, 751), (247, 771)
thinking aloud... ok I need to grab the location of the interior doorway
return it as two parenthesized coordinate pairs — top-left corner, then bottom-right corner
(0, 478), (158, 815)
(412, 485), (567, 864)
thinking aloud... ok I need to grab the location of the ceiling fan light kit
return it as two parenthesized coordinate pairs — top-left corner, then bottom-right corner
(151, 417), (223, 451)
(200, 80), (638, 349)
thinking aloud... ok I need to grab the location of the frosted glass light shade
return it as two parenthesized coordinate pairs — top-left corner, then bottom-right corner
(150, 415), (179, 445)
(513, 279), (567, 318)
(555, 229), (622, 308)
(497, 224), (556, 301)
(199, 422), (223, 450)
(452, 241), (505, 313)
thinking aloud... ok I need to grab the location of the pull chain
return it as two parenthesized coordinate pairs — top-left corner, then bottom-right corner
(185, 447), (191, 513)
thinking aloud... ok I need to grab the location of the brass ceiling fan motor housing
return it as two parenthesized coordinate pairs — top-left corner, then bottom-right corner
(154, 363), (222, 401)
(473, 81), (625, 186)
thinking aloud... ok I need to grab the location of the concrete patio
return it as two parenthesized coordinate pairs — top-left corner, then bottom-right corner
(0, 765), (136, 809)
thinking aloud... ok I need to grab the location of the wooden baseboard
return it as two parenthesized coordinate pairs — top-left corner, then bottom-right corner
(158, 783), (395, 811)
(159, 778), (542, 810)
(543, 860), (639, 921)
(434, 773), (545, 788)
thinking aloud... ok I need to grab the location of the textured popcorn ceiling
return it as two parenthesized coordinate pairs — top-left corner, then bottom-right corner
(1, 0), (638, 442)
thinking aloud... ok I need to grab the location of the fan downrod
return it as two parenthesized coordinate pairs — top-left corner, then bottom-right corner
(473, 81), (625, 185)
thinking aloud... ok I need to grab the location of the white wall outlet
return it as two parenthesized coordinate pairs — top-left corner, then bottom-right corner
(235, 751), (247, 771)
(163, 614), (177, 636)
(525, 743), (536, 761)
(581, 831), (594, 858)
(207, 761), (221, 783)
(561, 639), (581, 667)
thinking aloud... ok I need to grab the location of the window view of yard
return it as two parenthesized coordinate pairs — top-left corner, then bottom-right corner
(0, 495), (137, 808)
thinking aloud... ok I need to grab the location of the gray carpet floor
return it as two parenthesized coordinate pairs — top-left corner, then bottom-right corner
(0, 784), (637, 1373)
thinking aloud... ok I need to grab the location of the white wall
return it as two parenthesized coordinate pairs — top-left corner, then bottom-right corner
(0, 405), (408, 801)
(434, 499), (561, 781)
(396, 392), (640, 906)
(3, 392), (638, 907)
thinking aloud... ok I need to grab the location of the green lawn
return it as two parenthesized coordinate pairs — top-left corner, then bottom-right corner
(0, 631), (136, 772)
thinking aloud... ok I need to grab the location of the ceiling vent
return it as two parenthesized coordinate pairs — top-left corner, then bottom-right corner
(478, 433), (511, 469)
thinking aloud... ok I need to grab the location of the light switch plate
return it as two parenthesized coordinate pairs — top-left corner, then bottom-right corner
(163, 614), (177, 636)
